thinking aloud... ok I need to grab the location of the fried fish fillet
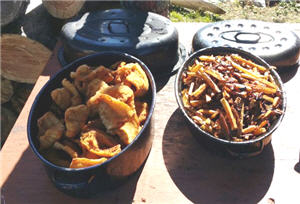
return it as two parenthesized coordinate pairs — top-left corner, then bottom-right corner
(114, 62), (149, 97)
(65, 104), (89, 138)
(62, 78), (82, 106)
(135, 101), (149, 124)
(83, 65), (114, 84)
(39, 127), (64, 150)
(70, 64), (93, 93)
(37, 111), (64, 136)
(70, 157), (107, 168)
(92, 94), (140, 145)
(88, 83), (135, 108)
(86, 79), (109, 100)
(51, 87), (72, 110)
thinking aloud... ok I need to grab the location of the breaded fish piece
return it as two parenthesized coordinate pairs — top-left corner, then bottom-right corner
(70, 64), (93, 93)
(83, 65), (114, 84)
(95, 94), (136, 130)
(88, 83), (135, 108)
(114, 62), (149, 97)
(51, 87), (72, 110)
(86, 79), (109, 100)
(111, 116), (140, 145)
(93, 94), (140, 145)
(37, 111), (64, 136)
(53, 141), (79, 158)
(70, 157), (107, 168)
(62, 78), (82, 106)
(65, 104), (89, 138)
(135, 100), (149, 124)
(39, 127), (64, 150)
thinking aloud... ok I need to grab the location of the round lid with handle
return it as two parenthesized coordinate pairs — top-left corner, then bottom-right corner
(192, 20), (300, 68)
(61, 9), (185, 77)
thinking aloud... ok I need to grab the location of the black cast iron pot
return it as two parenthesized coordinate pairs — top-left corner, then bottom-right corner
(175, 47), (286, 158)
(27, 52), (156, 197)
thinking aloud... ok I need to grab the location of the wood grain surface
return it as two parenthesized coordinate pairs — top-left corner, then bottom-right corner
(1, 34), (52, 84)
(1, 23), (300, 204)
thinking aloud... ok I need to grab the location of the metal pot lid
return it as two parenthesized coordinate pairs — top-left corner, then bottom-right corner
(192, 20), (300, 68)
(61, 9), (181, 76)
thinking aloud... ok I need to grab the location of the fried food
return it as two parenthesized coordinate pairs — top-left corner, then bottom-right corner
(62, 78), (82, 106)
(65, 104), (89, 138)
(37, 111), (64, 136)
(39, 127), (64, 150)
(86, 79), (109, 99)
(70, 64), (93, 93)
(51, 88), (72, 110)
(114, 62), (149, 97)
(37, 61), (150, 168)
(135, 101), (149, 124)
(70, 157), (108, 168)
(181, 54), (283, 141)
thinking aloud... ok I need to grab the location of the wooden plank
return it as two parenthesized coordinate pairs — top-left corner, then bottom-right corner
(1, 23), (300, 204)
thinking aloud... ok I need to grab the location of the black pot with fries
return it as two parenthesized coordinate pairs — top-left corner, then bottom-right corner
(175, 47), (286, 158)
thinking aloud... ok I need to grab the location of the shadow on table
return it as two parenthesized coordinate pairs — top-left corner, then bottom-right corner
(162, 109), (275, 204)
(2, 147), (142, 204)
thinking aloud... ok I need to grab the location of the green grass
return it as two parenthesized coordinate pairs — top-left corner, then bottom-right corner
(170, 1), (300, 23)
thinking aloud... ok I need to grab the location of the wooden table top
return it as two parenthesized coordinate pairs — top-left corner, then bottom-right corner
(1, 23), (300, 204)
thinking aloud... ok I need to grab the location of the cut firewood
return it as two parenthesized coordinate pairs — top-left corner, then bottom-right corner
(1, 106), (17, 144)
(1, 77), (14, 104)
(42, 0), (85, 19)
(10, 84), (33, 113)
(1, 34), (52, 84)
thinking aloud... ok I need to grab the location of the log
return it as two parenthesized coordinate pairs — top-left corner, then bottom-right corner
(1, 106), (17, 144)
(171, 0), (225, 14)
(1, 34), (52, 84)
(1, 77), (14, 104)
(10, 84), (33, 114)
(42, 0), (85, 19)
(0, 0), (29, 27)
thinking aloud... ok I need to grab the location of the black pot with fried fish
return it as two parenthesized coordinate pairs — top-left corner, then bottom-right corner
(27, 52), (156, 197)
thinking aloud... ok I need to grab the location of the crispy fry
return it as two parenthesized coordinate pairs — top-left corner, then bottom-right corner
(181, 54), (282, 142)
(231, 54), (267, 72)
(220, 98), (237, 130)
(262, 95), (274, 103)
(199, 72), (221, 93)
(204, 69), (224, 81)
(192, 83), (207, 97)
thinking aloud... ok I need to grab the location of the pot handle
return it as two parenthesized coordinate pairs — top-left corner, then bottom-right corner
(50, 171), (95, 191)
(234, 32), (261, 44)
(225, 140), (264, 158)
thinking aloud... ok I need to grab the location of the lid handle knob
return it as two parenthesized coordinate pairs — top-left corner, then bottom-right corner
(234, 32), (261, 44)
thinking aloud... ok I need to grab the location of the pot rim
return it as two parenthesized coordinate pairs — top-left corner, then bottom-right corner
(27, 51), (156, 172)
(175, 46), (287, 146)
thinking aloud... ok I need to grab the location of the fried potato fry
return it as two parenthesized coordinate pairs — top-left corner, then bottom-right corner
(181, 54), (283, 141)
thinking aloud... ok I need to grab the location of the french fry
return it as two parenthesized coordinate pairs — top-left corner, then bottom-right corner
(242, 125), (258, 134)
(219, 112), (230, 139)
(262, 95), (274, 103)
(220, 98), (237, 130)
(199, 55), (215, 62)
(181, 54), (283, 142)
(204, 69), (224, 81)
(192, 83), (207, 97)
(273, 96), (280, 107)
(199, 72), (221, 93)
(231, 54), (267, 72)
